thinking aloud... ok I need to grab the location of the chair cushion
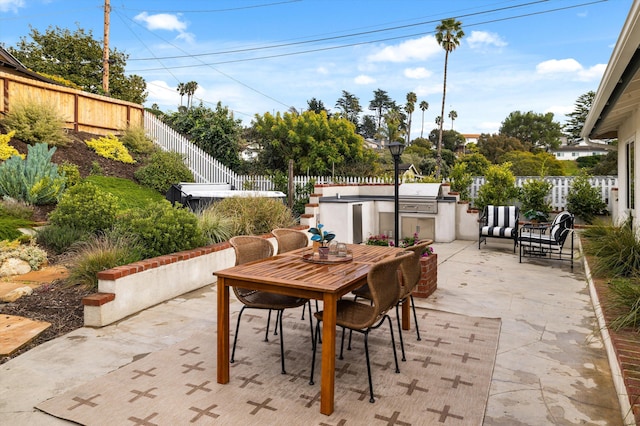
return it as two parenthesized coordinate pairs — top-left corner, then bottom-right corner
(237, 289), (307, 310)
(315, 299), (377, 330)
(480, 226), (517, 238)
(487, 205), (518, 228)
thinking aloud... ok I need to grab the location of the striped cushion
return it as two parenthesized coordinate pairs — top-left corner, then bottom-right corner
(481, 226), (517, 238)
(486, 205), (518, 228)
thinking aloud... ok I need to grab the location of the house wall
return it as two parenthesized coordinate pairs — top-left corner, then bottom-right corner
(616, 108), (640, 228)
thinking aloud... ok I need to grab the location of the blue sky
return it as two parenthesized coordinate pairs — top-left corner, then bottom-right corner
(0, 0), (634, 136)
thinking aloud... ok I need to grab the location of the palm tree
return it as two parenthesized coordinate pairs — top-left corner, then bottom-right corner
(419, 100), (429, 138)
(177, 82), (186, 106)
(185, 81), (198, 109)
(435, 18), (464, 179)
(448, 110), (458, 130)
(405, 92), (417, 144)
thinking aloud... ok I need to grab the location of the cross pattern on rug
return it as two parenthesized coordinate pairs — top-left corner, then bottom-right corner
(37, 306), (501, 425)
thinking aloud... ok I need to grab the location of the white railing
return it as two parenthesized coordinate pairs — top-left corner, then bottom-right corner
(144, 113), (239, 186)
(470, 176), (618, 212)
(144, 112), (617, 208)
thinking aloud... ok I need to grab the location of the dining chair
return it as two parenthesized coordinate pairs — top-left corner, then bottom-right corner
(395, 241), (432, 361)
(309, 251), (413, 403)
(229, 235), (313, 374)
(352, 241), (432, 361)
(272, 228), (317, 322)
(272, 228), (309, 254)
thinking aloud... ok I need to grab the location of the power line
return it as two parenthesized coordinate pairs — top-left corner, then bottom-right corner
(128, 0), (607, 72)
(127, 0), (551, 62)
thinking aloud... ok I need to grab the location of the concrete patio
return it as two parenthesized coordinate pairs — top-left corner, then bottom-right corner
(0, 239), (625, 425)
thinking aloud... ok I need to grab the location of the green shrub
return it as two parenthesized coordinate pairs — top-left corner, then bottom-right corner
(134, 151), (194, 194)
(59, 162), (81, 187)
(566, 172), (607, 224)
(36, 225), (90, 255)
(474, 163), (519, 210)
(197, 206), (234, 244)
(448, 162), (473, 201)
(49, 182), (120, 233)
(582, 218), (640, 277)
(86, 134), (135, 164)
(0, 101), (68, 146)
(0, 197), (33, 220)
(114, 200), (205, 259)
(0, 217), (32, 241)
(519, 178), (552, 222)
(0, 130), (23, 160)
(208, 197), (296, 236)
(66, 232), (144, 290)
(0, 143), (66, 205)
(90, 160), (104, 176)
(0, 240), (47, 270)
(119, 126), (156, 155)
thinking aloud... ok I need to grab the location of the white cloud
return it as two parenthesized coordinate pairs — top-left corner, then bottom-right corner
(0, 0), (24, 13)
(316, 66), (330, 75)
(134, 12), (188, 32)
(367, 35), (440, 63)
(536, 59), (606, 81)
(578, 63), (606, 81)
(404, 67), (432, 79)
(467, 31), (507, 49)
(354, 75), (375, 85)
(537, 58), (582, 74)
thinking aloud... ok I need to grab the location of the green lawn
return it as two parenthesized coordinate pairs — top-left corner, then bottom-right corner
(85, 176), (165, 211)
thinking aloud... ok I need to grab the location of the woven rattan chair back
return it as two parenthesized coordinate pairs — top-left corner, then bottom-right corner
(230, 235), (274, 265)
(398, 241), (431, 299)
(357, 251), (412, 329)
(229, 236), (274, 300)
(272, 228), (309, 254)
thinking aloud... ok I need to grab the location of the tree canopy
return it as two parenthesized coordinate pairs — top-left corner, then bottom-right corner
(564, 91), (595, 142)
(477, 133), (525, 163)
(250, 110), (378, 176)
(163, 102), (243, 171)
(9, 25), (147, 104)
(500, 151), (565, 176)
(499, 110), (563, 152)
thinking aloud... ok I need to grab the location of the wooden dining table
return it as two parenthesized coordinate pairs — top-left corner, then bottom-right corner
(214, 243), (402, 415)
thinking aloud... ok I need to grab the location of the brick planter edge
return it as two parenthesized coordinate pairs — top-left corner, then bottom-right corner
(413, 253), (437, 298)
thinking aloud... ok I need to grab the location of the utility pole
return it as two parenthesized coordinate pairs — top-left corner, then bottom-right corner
(102, 0), (110, 95)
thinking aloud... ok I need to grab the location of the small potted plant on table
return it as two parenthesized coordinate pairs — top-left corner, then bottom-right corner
(308, 224), (336, 259)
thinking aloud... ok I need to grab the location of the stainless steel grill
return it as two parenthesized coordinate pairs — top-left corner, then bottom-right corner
(398, 183), (442, 214)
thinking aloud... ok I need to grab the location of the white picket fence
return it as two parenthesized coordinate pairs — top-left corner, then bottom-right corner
(470, 176), (618, 212)
(144, 111), (618, 210)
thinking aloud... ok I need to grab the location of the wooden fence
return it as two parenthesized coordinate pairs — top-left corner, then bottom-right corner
(0, 71), (143, 135)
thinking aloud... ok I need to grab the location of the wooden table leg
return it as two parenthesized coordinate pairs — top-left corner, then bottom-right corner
(402, 297), (410, 330)
(320, 293), (337, 415)
(217, 278), (230, 384)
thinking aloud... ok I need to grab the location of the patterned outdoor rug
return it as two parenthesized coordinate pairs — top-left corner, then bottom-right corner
(37, 307), (501, 425)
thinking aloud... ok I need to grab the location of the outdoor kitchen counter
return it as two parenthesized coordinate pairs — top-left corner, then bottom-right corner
(317, 194), (457, 244)
(318, 195), (457, 203)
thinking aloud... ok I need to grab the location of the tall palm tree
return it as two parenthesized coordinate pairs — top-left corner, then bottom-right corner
(185, 81), (198, 109)
(177, 82), (186, 106)
(405, 92), (417, 144)
(419, 100), (429, 138)
(435, 18), (464, 179)
(448, 110), (458, 130)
